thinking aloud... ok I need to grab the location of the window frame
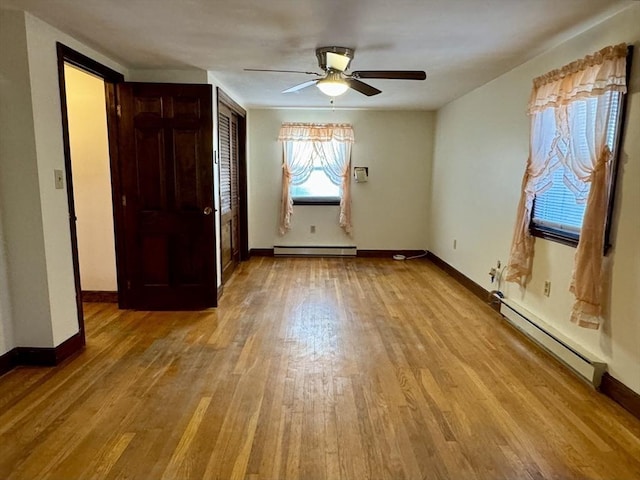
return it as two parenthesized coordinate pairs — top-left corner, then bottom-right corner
(530, 46), (633, 253)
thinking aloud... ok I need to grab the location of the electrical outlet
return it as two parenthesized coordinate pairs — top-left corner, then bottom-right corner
(544, 280), (551, 297)
(310, 225), (316, 234)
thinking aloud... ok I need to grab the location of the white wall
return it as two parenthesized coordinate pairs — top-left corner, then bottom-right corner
(430, 4), (640, 393)
(65, 65), (118, 292)
(0, 206), (15, 355)
(23, 12), (128, 346)
(0, 9), (128, 351)
(0, 10), (53, 351)
(249, 109), (434, 250)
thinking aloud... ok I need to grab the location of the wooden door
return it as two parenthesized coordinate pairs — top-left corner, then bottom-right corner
(218, 103), (240, 282)
(117, 83), (216, 310)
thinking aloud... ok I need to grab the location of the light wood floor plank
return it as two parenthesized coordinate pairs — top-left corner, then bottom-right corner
(1, 257), (639, 479)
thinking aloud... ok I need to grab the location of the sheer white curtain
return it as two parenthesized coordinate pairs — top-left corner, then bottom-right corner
(278, 123), (354, 235)
(506, 44), (627, 329)
(279, 140), (314, 235)
(314, 139), (353, 233)
(566, 92), (617, 328)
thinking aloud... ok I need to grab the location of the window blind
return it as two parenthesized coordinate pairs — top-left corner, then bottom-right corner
(532, 92), (621, 234)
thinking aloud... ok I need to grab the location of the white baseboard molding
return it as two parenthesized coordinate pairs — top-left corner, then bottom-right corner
(500, 299), (606, 388)
(273, 245), (357, 257)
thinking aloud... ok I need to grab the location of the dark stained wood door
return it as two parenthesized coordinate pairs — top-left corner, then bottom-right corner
(117, 83), (216, 310)
(218, 103), (240, 282)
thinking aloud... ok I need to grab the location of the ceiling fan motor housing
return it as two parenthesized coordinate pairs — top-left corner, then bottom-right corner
(316, 46), (354, 72)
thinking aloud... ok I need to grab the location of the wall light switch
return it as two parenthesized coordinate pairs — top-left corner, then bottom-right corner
(54, 169), (64, 189)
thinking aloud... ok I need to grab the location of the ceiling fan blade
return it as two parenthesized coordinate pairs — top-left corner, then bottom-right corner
(351, 70), (427, 80)
(345, 78), (381, 96)
(282, 79), (319, 93)
(244, 68), (321, 76)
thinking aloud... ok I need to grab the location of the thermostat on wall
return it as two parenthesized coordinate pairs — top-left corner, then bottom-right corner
(354, 166), (368, 183)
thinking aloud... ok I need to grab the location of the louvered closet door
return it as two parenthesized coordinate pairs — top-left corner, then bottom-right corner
(219, 103), (240, 282)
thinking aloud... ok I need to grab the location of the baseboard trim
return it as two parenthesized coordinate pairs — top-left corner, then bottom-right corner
(0, 349), (17, 376)
(55, 331), (86, 362)
(14, 346), (58, 366)
(250, 248), (274, 257)
(249, 248), (429, 259)
(82, 290), (118, 302)
(426, 251), (489, 301)
(274, 245), (356, 257)
(600, 373), (640, 419)
(357, 250), (427, 258)
(1, 332), (85, 376)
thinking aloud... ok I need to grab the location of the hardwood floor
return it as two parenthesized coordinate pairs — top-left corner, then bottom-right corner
(1, 257), (639, 479)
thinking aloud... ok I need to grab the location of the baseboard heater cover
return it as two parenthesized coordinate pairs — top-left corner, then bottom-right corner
(499, 299), (606, 388)
(274, 245), (357, 257)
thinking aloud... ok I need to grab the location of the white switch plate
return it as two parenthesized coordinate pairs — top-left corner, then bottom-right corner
(54, 169), (64, 189)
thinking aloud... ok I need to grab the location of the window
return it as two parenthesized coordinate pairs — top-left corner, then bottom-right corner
(291, 146), (341, 205)
(278, 123), (354, 235)
(530, 90), (625, 249)
(506, 44), (630, 328)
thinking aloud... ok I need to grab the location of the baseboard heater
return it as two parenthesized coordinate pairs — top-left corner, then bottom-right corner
(499, 298), (606, 388)
(273, 245), (357, 257)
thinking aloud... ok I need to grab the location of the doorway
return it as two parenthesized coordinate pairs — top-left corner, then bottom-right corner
(217, 88), (248, 285)
(58, 44), (220, 316)
(116, 82), (217, 309)
(64, 64), (118, 303)
(57, 43), (124, 343)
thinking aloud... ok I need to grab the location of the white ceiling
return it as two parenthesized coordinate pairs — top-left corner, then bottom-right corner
(1, 0), (633, 109)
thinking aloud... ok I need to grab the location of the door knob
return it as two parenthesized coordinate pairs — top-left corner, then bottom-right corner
(203, 206), (213, 215)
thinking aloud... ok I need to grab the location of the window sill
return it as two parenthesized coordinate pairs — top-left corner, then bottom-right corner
(530, 225), (579, 248)
(292, 197), (340, 206)
(531, 225), (613, 255)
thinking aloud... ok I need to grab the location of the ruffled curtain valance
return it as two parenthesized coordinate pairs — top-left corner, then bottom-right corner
(528, 44), (628, 113)
(278, 123), (355, 143)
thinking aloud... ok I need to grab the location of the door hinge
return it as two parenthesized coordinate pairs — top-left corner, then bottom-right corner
(122, 194), (126, 207)
(116, 104), (121, 117)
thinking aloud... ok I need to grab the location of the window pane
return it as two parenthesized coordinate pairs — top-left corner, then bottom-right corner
(532, 168), (587, 233)
(291, 167), (340, 199)
(531, 91), (622, 237)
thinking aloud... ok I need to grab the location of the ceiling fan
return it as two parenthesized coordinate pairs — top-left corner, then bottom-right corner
(245, 46), (426, 97)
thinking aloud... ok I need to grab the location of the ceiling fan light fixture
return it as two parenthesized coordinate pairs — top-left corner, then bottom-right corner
(316, 71), (348, 97)
(317, 80), (349, 97)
